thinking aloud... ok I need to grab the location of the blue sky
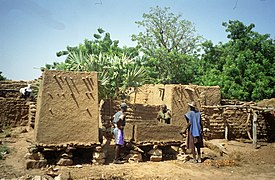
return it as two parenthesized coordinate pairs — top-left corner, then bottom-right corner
(0, 0), (274, 80)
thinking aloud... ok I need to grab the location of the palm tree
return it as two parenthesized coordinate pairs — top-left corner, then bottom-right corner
(48, 50), (147, 100)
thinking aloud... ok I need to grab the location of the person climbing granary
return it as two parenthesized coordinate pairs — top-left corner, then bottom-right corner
(183, 101), (203, 163)
(112, 102), (128, 164)
(157, 104), (172, 124)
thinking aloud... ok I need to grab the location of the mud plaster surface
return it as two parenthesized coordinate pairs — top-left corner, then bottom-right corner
(128, 84), (221, 128)
(134, 124), (183, 143)
(34, 70), (99, 145)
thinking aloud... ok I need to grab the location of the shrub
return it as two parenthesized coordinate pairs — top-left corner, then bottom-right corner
(0, 144), (10, 160)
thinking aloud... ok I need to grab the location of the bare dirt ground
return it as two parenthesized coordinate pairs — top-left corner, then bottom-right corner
(1, 127), (275, 180)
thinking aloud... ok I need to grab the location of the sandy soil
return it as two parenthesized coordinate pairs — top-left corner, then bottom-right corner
(1, 127), (275, 180)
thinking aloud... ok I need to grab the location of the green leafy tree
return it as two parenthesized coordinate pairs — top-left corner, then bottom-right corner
(48, 49), (147, 100)
(0, 72), (7, 81)
(197, 20), (275, 101)
(132, 6), (201, 84)
(55, 28), (139, 60)
(45, 28), (146, 100)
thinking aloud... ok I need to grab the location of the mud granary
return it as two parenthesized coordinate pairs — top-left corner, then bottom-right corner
(34, 70), (99, 146)
(101, 84), (274, 144)
(1, 70), (274, 168)
(101, 84), (222, 146)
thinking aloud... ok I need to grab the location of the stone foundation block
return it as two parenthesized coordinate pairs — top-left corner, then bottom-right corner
(26, 159), (47, 169)
(57, 158), (73, 166)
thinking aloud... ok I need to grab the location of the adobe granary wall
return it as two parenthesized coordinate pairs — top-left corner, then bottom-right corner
(202, 105), (275, 141)
(100, 100), (158, 139)
(0, 81), (29, 98)
(126, 84), (221, 128)
(122, 84), (274, 142)
(0, 81), (30, 128)
(34, 70), (100, 146)
(100, 84), (221, 145)
(100, 100), (183, 145)
(100, 100), (158, 127)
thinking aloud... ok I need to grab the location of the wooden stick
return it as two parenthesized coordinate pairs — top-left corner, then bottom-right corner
(252, 110), (258, 148)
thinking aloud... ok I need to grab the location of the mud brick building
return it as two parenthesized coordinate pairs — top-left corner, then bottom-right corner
(1, 72), (274, 144)
(1, 71), (274, 168)
(126, 84), (221, 144)
(0, 81), (30, 128)
(34, 70), (100, 146)
(100, 84), (274, 144)
(100, 84), (221, 145)
(201, 105), (275, 141)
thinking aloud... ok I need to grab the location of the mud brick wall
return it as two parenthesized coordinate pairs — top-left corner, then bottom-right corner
(0, 98), (29, 128)
(100, 100), (183, 144)
(126, 104), (159, 124)
(202, 106), (270, 140)
(100, 100), (159, 128)
(171, 85), (221, 128)
(34, 70), (99, 145)
(123, 104), (160, 142)
(127, 84), (221, 129)
(197, 86), (221, 106)
(256, 112), (270, 139)
(0, 80), (29, 98)
(127, 84), (221, 106)
(131, 124), (183, 144)
(0, 81), (30, 128)
(127, 84), (173, 106)
(100, 100), (163, 143)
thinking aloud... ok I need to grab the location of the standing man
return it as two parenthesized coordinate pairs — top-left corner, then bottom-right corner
(112, 103), (127, 164)
(183, 101), (203, 163)
(157, 104), (172, 124)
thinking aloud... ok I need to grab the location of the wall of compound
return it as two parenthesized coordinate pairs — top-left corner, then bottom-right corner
(0, 81), (30, 128)
(34, 70), (99, 145)
(202, 106), (274, 140)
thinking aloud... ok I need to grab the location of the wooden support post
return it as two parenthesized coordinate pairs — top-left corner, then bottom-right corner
(252, 110), (258, 148)
(225, 122), (229, 141)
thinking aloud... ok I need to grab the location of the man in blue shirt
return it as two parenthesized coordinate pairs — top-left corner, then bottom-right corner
(184, 101), (203, 163)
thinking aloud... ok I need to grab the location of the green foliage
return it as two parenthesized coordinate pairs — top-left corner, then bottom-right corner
(45, 28), (146, 100)
(138, 49), (198, 84)
(55, 28), (139, 60)
(0, 144), (10, 160)
(0, 71), (7, 81)
(0, 127), (13, 138)
(48, 49), (147, 100)
(30, 78), (42, 99)
(132, 6), (201, 54)
(197, 20), (275, 101)
(132, 6), (202, 84)
(45, 17), (274, 102)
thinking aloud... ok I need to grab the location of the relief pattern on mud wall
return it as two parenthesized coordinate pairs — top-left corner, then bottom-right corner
(34, 70), (99, 145)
